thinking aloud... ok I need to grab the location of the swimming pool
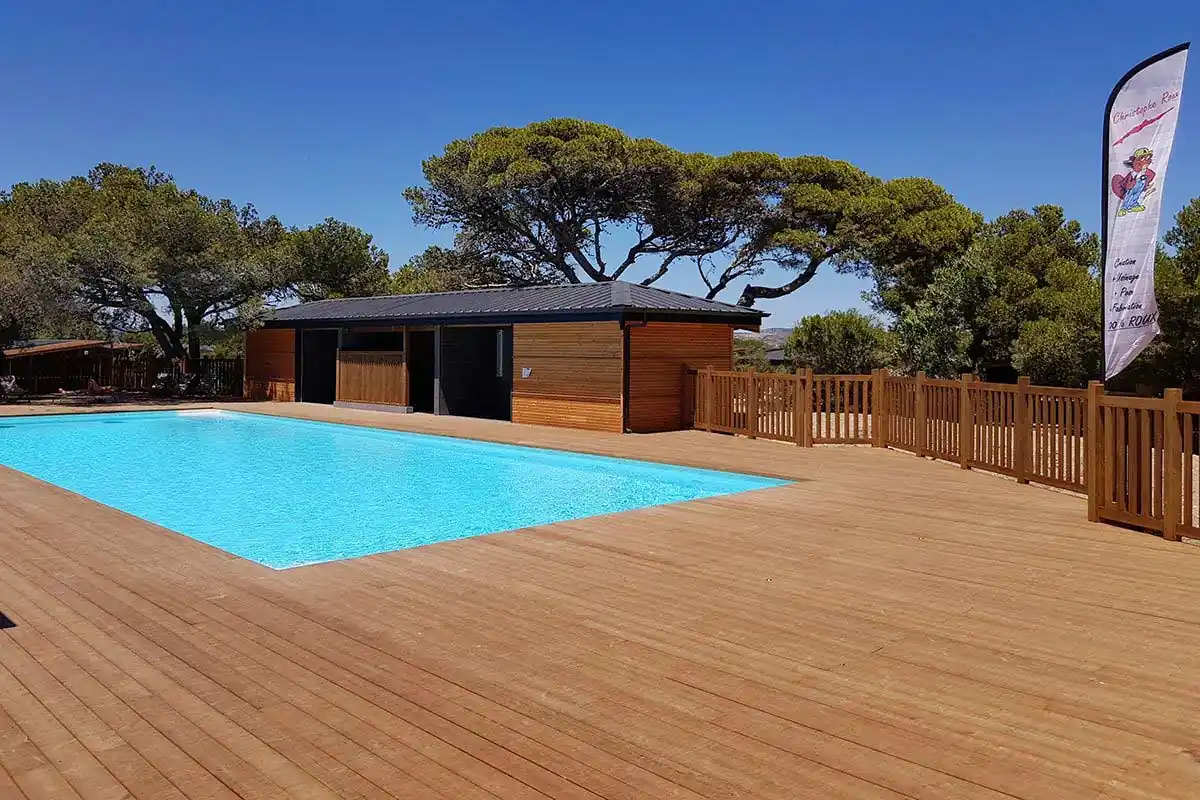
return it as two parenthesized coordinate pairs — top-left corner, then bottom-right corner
(0, 410), (787, 568)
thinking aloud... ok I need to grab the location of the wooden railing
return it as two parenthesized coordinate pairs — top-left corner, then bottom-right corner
(882, 376), (918, 452)
(1086, 388), (1200, 542)
(748, 371), (801, 443)
(1179, 399), (1200, 540)
(922, 377), (963, 462)
(6, 356), (243, 396)
(112, 357), (244, 397)
(968, 381), (1020, 478)
(336, 350), (407, 406)
(696, 369), (1093, 492)
(1091, 391), (1165, 532)
(812, 374), (873, 444)
(692, 368), (1200, 544)
(1028, 383), (1088, 491)
(694, 369), (875, 446)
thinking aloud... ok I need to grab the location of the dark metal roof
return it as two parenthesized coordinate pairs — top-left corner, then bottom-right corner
(2, 339), (144, 358)
(765, 348), (788, 363)
(267, 281), (766, 327)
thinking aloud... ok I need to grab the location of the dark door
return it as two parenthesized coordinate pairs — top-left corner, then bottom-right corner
(408, 331), (435, 413)
(439, 326), (512, 421)
(299, 329), (339, 404)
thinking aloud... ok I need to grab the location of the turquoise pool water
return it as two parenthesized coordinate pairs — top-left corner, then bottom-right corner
(0, 410), (787, 568)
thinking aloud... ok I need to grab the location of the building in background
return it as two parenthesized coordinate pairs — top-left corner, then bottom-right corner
(0, 340), (144, 393)
(245, 282), (764, 433)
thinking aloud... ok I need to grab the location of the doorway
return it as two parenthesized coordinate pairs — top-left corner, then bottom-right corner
(408, 330), (435, 413)
(299, 329), (339, 404)
(439, 326), (512, 421)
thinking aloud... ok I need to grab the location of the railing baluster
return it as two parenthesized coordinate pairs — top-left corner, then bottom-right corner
(1185, 413), (1195, 531)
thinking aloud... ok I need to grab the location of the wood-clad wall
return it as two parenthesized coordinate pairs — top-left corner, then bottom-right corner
(627, 322), (733, 432)
(244, 329), (296, 401)
(511, 322), (624, 433)
(336, 351), (407, 406)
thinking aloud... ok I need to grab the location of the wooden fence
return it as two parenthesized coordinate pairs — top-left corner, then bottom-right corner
(111, 358), (244, 397)
(693, 368), (1200, 542)
(336, 351), (407, 406)
(1088, 389), (1200, 542)
(694, 369), (875, 446)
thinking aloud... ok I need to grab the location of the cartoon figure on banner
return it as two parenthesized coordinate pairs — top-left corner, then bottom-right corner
(1111, 147), (1157, 217)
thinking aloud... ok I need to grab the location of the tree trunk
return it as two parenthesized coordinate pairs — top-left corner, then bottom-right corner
(186, 308), (203, 361)
(142, 308), (185, 360)
(183, 307), (205, 395)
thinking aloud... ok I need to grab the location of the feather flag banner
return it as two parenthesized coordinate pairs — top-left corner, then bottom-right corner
(1102, 44), (1188, 380)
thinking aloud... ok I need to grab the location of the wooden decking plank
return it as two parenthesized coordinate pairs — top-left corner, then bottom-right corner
(487, 513), (1200, 705)
(207, 622), (659, 800)
(0, 530), (476, 800)
(9, 765), (86, 800)
(189, 591), (710, 800)
(0, 569), (253, 800)
(4, 581), (393, 800)
(198, 582), (764, 800)
(0, 705), (42, 800)
(142, 520), (1200, 796)
(0, 571), (283, 800)
(0, 630), (187, 800)
(376, 530), (1200, 755)
(0, 659), (126, 799)
(525, 549), (1200, 796)
(878, 635), (1200, 745)
(0, 511), (494, 800)
(7, 494), (710, 800)
(0, 556), (309, 800)
(312, 525), (1200, 796)
(220, 549), (1028, 800)
(321, 556), (1091, 800)
(204, 586), (720, 800)
(2, 402), (1200, 798)
(0, 763), (27, 800)
(10, 530), (579, 800)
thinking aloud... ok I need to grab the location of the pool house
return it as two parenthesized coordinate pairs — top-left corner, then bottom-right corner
(1, 339), (145, 393)
(244, 282), (763, 433)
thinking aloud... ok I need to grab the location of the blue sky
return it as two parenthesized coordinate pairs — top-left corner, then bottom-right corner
(2, 1), (1198, 327)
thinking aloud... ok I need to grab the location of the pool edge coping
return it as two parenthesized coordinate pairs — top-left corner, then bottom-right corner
(1, 403), (811, 484)
(0, 405), (799, 571)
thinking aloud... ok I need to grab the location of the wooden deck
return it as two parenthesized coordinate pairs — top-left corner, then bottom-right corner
(2, 402), (1200, 799)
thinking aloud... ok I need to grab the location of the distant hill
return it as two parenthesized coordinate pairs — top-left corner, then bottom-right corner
(735, 327), (791, 348)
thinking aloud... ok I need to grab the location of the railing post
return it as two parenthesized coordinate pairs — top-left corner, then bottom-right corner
(681, 366), (694, 429)
(792, 369), (803, 446)
(1164, 388), (1183, 542)
(959, 372), (973, 469)
(879, 370), (891, 448)
(801, 368), (814, 446)
(1087, 381), (1102, 522)
(1015, 376), (1031, 484)
(746, 370), (758, 439)
(703, 367), (714, 432)
(915, 371), (927, 458)
(871, 369), (884, 447)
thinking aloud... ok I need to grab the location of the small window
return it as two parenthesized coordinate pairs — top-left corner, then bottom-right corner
(496, 330), (504, 377)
